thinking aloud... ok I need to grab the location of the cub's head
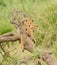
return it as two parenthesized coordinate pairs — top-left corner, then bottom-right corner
(23, 18), (38, 36)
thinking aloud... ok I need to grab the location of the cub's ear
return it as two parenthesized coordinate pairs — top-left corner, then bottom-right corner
(32, 19), (34, 22)
(25, 18), (28, 22)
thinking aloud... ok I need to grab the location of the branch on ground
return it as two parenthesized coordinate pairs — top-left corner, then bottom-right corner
(0, 30), (35, 52)
(42, 52), (57, 65)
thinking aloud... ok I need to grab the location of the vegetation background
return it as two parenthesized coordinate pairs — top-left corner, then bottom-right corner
(0, 0), (57, 65)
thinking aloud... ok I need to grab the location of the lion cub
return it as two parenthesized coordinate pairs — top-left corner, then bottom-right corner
(23, 18), (38, 42)
(21, 18), (38, 52)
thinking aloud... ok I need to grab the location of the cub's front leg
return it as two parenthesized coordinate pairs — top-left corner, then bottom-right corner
(21, 34), (25, 52)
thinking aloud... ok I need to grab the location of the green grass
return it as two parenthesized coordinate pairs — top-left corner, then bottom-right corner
(0, 0), (57, 65)
(0, 19), (15, 34)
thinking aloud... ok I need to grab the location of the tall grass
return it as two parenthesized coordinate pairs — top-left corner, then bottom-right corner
(0, 0), (57, 65)
(0, 0), (57, 55)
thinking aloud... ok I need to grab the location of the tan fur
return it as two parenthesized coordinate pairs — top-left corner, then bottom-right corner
(23, 18), (38, 42)
(23, 18), (38, 36)
(21, 18), (38, 52)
